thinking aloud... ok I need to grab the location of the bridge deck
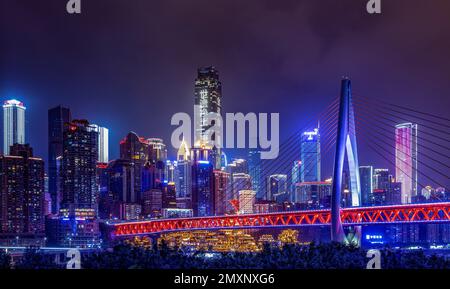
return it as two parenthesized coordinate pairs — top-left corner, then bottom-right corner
(111, 202), (450, 237)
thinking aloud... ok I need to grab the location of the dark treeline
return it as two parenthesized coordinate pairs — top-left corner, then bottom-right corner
(1, 242), (449, 269)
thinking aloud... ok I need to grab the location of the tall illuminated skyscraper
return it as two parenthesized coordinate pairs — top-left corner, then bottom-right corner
(92, 124), (109, 163)
(191, 146), (214, 216)
(176, 140), (192, 209)
(395, 123), (418, 204)
(61, 120), (98, 213)
(300, 127), (320, 182)
(248, 150), (262, 199)
(48, 105), (71, 214)
(359, 166), (374, 206)
(194, 66), (222, 168)
(3, 99), (26, 155)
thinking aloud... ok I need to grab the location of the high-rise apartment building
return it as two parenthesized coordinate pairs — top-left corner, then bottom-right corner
(0, 144), (45, 243)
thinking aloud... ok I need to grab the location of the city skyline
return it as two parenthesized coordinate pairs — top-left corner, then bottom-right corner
(0, 0), (449, 270)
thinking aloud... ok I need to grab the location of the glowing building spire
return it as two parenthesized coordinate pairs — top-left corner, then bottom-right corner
(177, 138), (191, 161)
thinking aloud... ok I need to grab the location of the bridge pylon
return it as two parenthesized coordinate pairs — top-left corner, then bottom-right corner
(331, 78), (361, 244)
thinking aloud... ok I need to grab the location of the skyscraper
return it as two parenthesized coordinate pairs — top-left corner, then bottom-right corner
(291, 160), (302, 199)
(61, 120), (98, 214)
(48, 105), (71, 214)
(359, 166), (374, 206)
(3, 99), (26, 155)
(373, 168), (390, 191)
(194, 66), (222, 168)
(300, 128), (320, 182)
(395, 123), (418, 204)
(105, 159), (138, 219)
(120, 132), (149, 199)
(232, 173), (252, 200)
(294, 181), (332, 208)
(248, 150), (262, 199)
(191, 146), (214, 217)
(162, 181), (177, 209)
(213, 170), (230, 215)
(176, 139), (192, 209)
(92, 124), (109, 163)
(0, 144), (45, 244)
(267, 174), (288, 202)
(148, 138), (168, 163)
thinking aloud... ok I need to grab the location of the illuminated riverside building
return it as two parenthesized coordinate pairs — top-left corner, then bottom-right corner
(48, 105), (71, 214)
(159, 230), (260, 252)
(395, 123), (418, 204)
(238, 190), (256, 214)
(191, 146), (214, 216)
(3, 99), (26, 155)
(0, 144), (45, 245)
(154, 229), (302, 253)
(300, 128), (320, 182)
(194, 66), (222, 168)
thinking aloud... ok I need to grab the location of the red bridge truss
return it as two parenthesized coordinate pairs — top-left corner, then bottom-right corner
(111, 202), (450, 237)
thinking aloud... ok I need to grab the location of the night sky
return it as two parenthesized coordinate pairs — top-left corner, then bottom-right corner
(1, 0), (449, 184)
